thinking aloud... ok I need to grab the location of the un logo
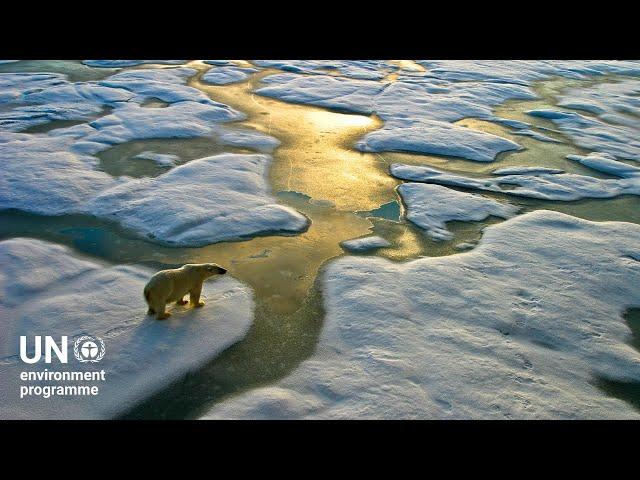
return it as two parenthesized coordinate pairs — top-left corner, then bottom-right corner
(73, 335), (105, 363)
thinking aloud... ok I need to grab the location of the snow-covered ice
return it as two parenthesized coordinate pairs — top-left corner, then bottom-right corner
(255, 61), (640, 162)
(256, 73), (530, 161)
(397, 183), (519, 240)
(356, 119), (522, 161)
(0, 72), (132, 131)
(526, 109), (640, 161)
(568, 151), (640, 177)
(203, 60), (235, 66)
(0, 133), (303, 245)
(0, 68), (245, 142)
(414, 60), (640, 84)
(0, 67), (295, 246)
(0, 72), (67, 105)
(340, 235), (391, 252)
(21, 81), (134, 106)
(252, 60), (397, 81)
(204, 210), (640, 419)
(85, 153), (310, 247)
(201, 66), (258, 85)
(455, 241), (476, 251)
(0, 238), (254, 420)
(73, 101), (242, 154)
(132, 151), (180, 167)
(82, 60), (188, 68)
(213, 125), (280, 153)
(511, 128), (563, 143)
(97, 67), (219, 105)
(491, 166), (564, 175)
(390, 152), (640, 202)
(257, 73), (384, 115)
(0, 132), (119, 215)
(557, 78), (640, 125)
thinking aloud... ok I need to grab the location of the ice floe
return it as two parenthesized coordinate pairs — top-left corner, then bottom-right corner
(0, 133), (299, 245)
(526, 109), (640, 161)
(0, 73), (65, 103)
(0, 72), (127, 131)
(82, 60), (188, 68)
(213, 125), (280, 153)
(257, 72), (535, 123)
(491, 166), (564, 175)
(98, 67), (217, 105)
(455, 241), (476, 251)
(557, 78), (640, 125)
(0, 103), (105, 132)
(255, 61), (640, 162)
(0, 68), (296, 245)
(340, 236), (391, 252)
(356, 119), (521, 161)
(0, 67), (294, 247)
(84, 153), (310, 247)
(390, 152), (640, 202)
(511, 128), (563, 143)
(257, 73), (384, 115)
(21, 81), (134, 106)
(252, 60), (397, 80)
(0, 238), (254, 420)
(203, 60), (235, 66)
(202, 66), (258, 85)
(256, 71), (531, 160)
(0, 132), (118, 215)
(415, 60), (640, 84)
(205, 210), (640, 419)
(73, 101), (243, 154)
(0, 68), (244, 139)
(397, 183), (519, 240)
(0, 66), (276, 160)
(132, 151), (180, 167)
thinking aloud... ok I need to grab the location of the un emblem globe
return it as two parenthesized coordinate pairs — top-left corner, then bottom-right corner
(73, 335), (105, 363)
(80, 341), (99, 359)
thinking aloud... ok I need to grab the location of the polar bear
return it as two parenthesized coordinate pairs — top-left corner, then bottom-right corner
(143, 263), (227, 320)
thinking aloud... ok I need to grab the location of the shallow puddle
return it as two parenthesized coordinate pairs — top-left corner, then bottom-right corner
(0, 60), (119, 82)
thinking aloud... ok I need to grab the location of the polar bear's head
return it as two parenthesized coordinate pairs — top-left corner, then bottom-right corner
(203, 263), (227, 276)
(184, 263), (227, 278)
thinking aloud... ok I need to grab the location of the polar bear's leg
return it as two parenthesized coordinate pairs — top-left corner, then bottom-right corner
(149, 292), (170, 319)
(147, 307), (156, 315)
(190, 284), (205, 308)
(156, 302), (171, 320)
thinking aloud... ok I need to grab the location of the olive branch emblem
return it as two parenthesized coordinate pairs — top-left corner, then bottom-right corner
(73, 335), (105, 363)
